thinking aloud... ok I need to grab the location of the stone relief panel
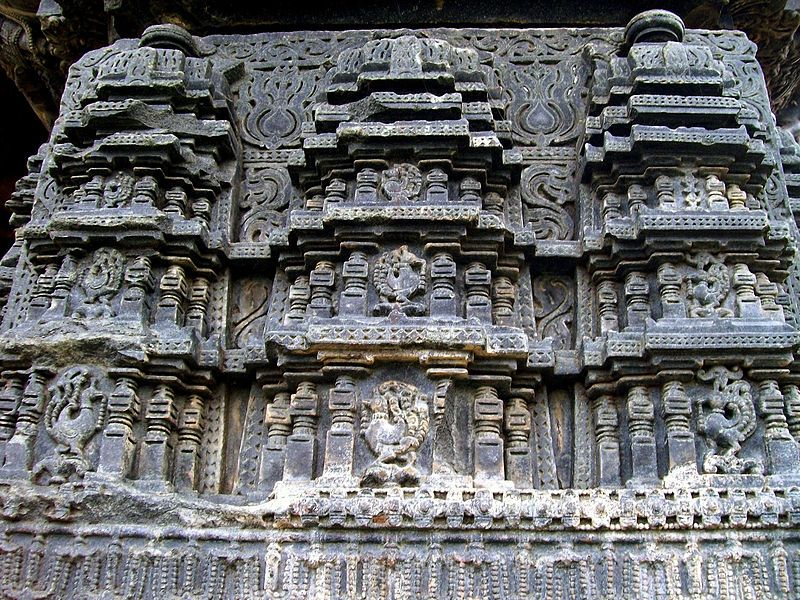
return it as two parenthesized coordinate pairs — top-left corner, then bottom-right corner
(0, 11), (798, 599)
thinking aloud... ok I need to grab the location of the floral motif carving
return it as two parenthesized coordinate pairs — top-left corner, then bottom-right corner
(380, 164), (423, 202)
(360, 381), (430, 486)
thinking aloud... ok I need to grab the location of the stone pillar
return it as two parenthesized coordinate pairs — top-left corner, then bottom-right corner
(308, 261), (336, 319)
(163, 186), (188, 217)
(119, 256), (154, 322)
(624, 271), (650, 328)
(627, 183), (647, 214)
(339, 252), (369, 317)
(2, 370), (48, 477)
(324, 178), (346, 206)
(759, 380), (800, 475)
(42, 254), (77, 321)
(597, 280), (619, 334)
(602, 192), (622, 221)
(465, 262), (492, 323)
(459, 177), (481, 203)
(305, 186), (324, 211)
(592, 395), (620, 487)
(657, 263), (686, 319)
(258, 391), (291, 493)
(0, 373), (24, 463)
(783, 384), (800, 444)
(132, 175), (158, 209)
(473, 386), (505, 484)
(492, 276), (516, 326)
(756, 273), (785, 322)
(96, 375), (141, 479)
(26, 264), (57, 322)
(185, 277), (211, 336)
(727, 183), (747, 210)
(662, 380), (697, 475)
(504, 396), (532, 487)
(322, 376), (357, 481)
(284, 275), (310, 325)
(654, 176), (675, 210)
(192, 194), (212, 227)
(430, 252), (457, 318)
(175, 394), (205, 491)
(705, 174), (729, 210)
(154, 265), (189, 327)
(283, 382), (319, 481)
(354, 168), (378, 203)
(138, 383), (178, 487)
(732, 264), (763, 319)
(425, 168), (448, 203)
(626, 386), (657, 484)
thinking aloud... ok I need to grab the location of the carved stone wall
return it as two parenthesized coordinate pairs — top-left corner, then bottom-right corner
(0, 10), (800, 599)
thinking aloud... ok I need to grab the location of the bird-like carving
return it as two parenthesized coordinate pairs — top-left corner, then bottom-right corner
(361, 381), (430, 486)
(34, 367), (107, 484)
(695, 366), (762, 474)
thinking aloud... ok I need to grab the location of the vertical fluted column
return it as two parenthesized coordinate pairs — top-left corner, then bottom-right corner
(662, 380), (697, 475)
(473, 386), (504, 484)
(627, 386), (657, 484)
(96, 375), (141, 479)
(283, 382), (319, 481)
(258, 391), (291, 493)
(759, 380), (800, 475)
(322, 376), (357, 481)
(175, 394), (205, 491)
(592, 395), (620, 487)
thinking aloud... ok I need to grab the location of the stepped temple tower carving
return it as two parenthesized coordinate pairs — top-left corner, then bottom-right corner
(1, 7), (800, 599)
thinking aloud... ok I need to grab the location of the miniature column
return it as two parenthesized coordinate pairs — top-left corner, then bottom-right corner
(465, 262), (492, 323)
(154, 265), (189, 327)
(354, 168), (378, 203)
(284, 275), (310, 325)
(759, 380), (800, 475)
(592, 394), (620, 487)
(322, 376), (357, 481)
(175, 394), (205, 491)
(657, 263), (686, 319)
(492, 276), (516, 326)
(185, 277), (211, 336)
(139, 383), (178, 488)
(308, 261), (336, 318)
(504, 396), (532, 487)
(258, 391), (291, 493)
(624, 272), (650, 328)
(661, 380), (697, 475)
(473, 385), (505, 484)
(1, 370), (48, 477)
(597, 280), (619, 334)
(119, 257), (154, 323)
(0, 373), (24, 463)
(283, 382), (319, 481)
(430, 252), (457, 317)
(339, 252), (369, 316)
(627, 386), (658, 484)
(96, 374), (141, 479)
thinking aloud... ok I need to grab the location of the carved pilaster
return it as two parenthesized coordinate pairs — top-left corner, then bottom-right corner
(662, 381), (697, 475)
(602, 192), (622, 222)
(132, 175), (158, 208)
(705, 174), (729, 210)
(339, 252), (369, 317)
(96, 376), (140, 479)
(2, 370), (48, 477)
(430, 252), (457, 318)
(258, 391), (291, 493)
(175, 394), (205, 492)
(628, 183), (647, 214)
(163, 186), (188, 218)
(473, 386), (504, 484)
(597, 280), (619, 334)
(284, 275), (310, 325)
(783, 384), (800, 444)
(355, 168), (378, 203)
(284, 382), (319, 481)
(492, 276), (516, 326)
(42, 254), (77, 321)
(627, 386), (657, 484)
(27, 264), (57, 322)
(155, 265), (189, 327)
(758, 380), (800, 475)
(186, 277), (211, 336)
(0, 373), (24, 462)
(732, 264), (763, 318)
(119, 257), (154, 322)
(727, 183), (747, 211)
(756, 273), (785, 321)
(139, 384), (178, 488)
(624, 272), (650, 329)
(459, 177), (481, 203)
(426, 168), (448, 203)
(592, 395), (620, 487)
(483, 191), (504, 216)
(322, 376), (357, 481)
(657, 263), (686, 319)
(465, 262), (492, 323)
(309, 261), (336, 319)
(504, 396), (532, 487)
(324, 178), (346, 206)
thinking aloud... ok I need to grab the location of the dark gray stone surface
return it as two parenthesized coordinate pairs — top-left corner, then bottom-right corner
(0, 10), (799, 599)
